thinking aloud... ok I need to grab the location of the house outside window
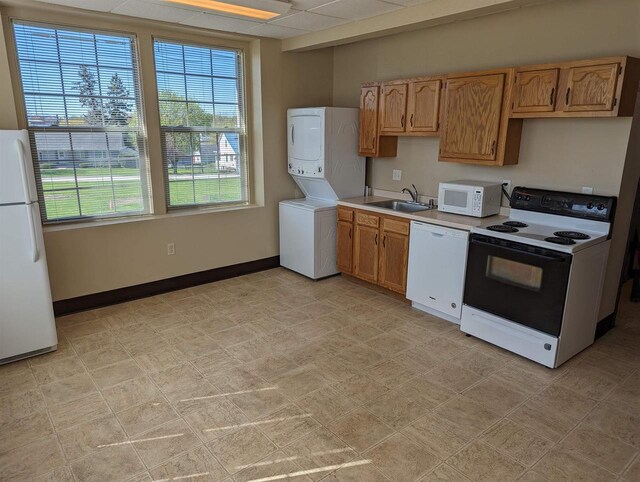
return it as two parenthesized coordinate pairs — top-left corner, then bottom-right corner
(12, 21), (150, 223)
(153, 39), (249, 209)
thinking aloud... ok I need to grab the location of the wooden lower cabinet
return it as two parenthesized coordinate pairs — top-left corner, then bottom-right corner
(379, 230), (409, 293)
(354, 224), (379, 283)
(337, 207), (410, 295)
(336, 220), (354, 274)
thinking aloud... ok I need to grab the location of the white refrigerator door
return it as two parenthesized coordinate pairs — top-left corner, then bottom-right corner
(0, 202), (57, 363)
(0, 130), (38, 205)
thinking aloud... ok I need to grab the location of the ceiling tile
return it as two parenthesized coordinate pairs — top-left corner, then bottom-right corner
(270, 10), (351, 30)
(245, 23), (309, 39)
(112, 0), (197, 23)
(180, 13), (262, 33)
(35, 0), (127, 12)
(290, 0), (336, 9)
(310, 0), (403, 21)
(385, 0), (435, 6)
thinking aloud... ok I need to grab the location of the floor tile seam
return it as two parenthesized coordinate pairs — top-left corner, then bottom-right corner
(56, 346), (149, 478)
(527, 396), (627, 478)
(146, 437), (232, 480)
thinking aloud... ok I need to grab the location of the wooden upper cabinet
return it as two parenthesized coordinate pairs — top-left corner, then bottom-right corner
(564, 63), (619, 112)
(512, 68), (559, 113)
(511, 57), (639, 118)
(379, 82), (408, 134)
(358, 85), (398, 158)
(407, 79), (441, 133)
(440, 73), (506, 162)
(359, 85), (380, 156)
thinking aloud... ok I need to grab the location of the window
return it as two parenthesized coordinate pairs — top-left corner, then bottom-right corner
(13, 21), (149, 223)
(153, 39), (248, 208)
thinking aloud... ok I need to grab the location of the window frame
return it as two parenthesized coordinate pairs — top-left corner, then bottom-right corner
(11, 19), (152, 225)
(152, 36), (250, 211)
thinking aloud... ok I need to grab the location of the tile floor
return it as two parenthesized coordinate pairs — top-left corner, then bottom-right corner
(1, 268), (639, 481)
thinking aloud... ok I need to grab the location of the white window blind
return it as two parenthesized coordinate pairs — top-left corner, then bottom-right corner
(13, 21), (150, 223)
(153, 39), (248, 208)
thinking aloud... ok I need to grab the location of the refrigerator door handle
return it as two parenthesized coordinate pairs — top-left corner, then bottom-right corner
(16, 138), (36, 203)
(26, 203), (40, 263)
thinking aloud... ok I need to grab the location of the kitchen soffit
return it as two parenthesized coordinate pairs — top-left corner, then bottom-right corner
(28, 0), (561, 45)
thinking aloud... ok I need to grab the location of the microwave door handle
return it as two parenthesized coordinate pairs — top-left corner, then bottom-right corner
(470, 238), (568, 262)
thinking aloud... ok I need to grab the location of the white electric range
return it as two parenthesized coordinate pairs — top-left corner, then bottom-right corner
(461, 186), (616, 368)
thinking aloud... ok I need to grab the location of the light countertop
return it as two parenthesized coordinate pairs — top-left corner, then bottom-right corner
(337, 196), (508, 231)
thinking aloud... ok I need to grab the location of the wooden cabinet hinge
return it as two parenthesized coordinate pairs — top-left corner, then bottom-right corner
(618, 65), (623, 75)
(613, 97), (618, 107)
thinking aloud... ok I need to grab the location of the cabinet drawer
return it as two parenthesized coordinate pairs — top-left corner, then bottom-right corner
(337, 207), (354, 222)
(382, 218), (409, 235)
(356, 211), (379, 227)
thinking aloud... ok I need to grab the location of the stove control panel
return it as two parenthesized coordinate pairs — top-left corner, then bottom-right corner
(511, 187), (616, 222)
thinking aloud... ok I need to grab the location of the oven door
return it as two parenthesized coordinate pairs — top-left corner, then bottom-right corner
(464, 234), (572, 336)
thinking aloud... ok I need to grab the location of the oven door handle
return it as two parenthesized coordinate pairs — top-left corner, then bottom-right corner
(470, 237), (569, 262)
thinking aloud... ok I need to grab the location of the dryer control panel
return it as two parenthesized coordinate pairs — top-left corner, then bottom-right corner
(288, 159), (325, 178)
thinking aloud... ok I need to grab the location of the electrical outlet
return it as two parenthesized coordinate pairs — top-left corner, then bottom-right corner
(502, 179), (512, 195)
(392, 169), (402, 181)
(167, 243), (175, 256)
(582, 186), (594, 194)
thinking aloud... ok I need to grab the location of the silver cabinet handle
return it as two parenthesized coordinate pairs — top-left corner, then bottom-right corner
(291, 124), (295, 144)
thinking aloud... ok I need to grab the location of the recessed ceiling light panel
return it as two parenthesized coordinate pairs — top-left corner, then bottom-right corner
(163, 0), (291, 20)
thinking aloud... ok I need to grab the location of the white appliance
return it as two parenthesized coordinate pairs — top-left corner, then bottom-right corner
(438, 180), (502, 218)
(0, 130), (57, 364)
(461, 186), (615, 368)
(280, 107), (365, 279)
(406, 221), (469, 323)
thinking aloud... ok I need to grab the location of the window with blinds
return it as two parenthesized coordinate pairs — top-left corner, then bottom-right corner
(153, 39), (248, 208)
(13, 21), (150, 223)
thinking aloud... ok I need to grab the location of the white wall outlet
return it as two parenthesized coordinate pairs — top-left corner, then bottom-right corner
(502, 180), (512, 195)
(167, 243), (175, 256)
(392, 169), (402, 181)
(582, 186), (594, 194)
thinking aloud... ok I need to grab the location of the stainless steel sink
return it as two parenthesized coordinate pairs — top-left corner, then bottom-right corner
(367, 199), (435, 213)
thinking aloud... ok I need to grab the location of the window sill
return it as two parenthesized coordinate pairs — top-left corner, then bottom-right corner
(42, 202), (261, 233)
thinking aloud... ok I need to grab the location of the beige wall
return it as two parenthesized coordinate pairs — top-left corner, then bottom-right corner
(332, 0), (639, 318)
(0, 4), (333, 301)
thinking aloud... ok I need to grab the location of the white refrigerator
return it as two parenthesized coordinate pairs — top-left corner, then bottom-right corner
(0, 129), (57, 364)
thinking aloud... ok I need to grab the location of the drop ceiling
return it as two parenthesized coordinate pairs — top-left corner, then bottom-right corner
(30, 0), (437, 38)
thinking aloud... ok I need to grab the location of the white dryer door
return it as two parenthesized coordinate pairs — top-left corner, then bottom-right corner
(288, 112), (324, 163)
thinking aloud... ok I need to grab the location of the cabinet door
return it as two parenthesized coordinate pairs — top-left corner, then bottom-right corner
(379, 230), (409, 294)
(359, 86), (379, 156)
(336, 220), (354, 274)
(379, 83), (408, 134)
(512, 69), (559, 113)
(440, 74), (505, 161)
(564, 63), (620, 112)
(407, 79), (441, 132)
(354, 224), (379, 283)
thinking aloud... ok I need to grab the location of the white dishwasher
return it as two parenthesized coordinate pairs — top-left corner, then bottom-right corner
(406, 221), (469, 323)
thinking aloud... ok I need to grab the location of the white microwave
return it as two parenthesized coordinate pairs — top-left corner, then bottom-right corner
(438, 180), (502, 217)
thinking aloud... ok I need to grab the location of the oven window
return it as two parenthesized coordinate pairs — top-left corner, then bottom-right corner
(444, 190), (468, 208)
(486, 256), (543, 291)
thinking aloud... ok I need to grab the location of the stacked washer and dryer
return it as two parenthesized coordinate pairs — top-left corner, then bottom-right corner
(279, 108), (365, 279)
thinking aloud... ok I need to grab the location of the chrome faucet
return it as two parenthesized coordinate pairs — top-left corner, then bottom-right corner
(402, 184), (419, 203)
